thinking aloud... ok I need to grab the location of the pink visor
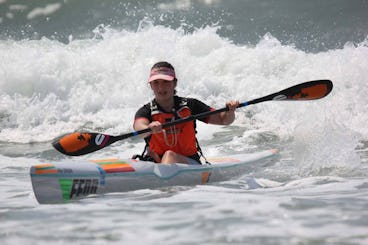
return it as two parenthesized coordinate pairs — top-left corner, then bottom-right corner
(149, 67), (176, 82)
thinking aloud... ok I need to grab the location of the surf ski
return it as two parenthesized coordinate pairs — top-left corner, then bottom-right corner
(30, 149), (277, 204)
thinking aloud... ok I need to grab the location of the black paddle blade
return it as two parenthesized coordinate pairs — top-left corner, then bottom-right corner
(52, 132), (117, 156)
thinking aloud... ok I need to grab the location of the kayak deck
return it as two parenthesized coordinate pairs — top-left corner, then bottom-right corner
(30, 149), (278, 204)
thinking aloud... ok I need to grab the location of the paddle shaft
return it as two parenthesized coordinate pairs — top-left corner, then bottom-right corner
(121, 101), (245, 140)
(120, 79), (326, 139)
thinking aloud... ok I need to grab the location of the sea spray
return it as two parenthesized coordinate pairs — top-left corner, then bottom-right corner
(1, 26), (368, 148)
(292, 116), (361, 177)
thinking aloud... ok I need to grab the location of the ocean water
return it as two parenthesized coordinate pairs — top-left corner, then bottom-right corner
(1, 0), (368, 244)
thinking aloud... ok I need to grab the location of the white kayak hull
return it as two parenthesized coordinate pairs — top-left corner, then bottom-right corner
(30, 149), (278, 204)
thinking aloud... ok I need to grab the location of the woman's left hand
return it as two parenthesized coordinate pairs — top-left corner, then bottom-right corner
(226, 100), (239, 112)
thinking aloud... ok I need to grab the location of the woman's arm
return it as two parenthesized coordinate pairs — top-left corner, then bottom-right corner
(134, 118), (163, 138)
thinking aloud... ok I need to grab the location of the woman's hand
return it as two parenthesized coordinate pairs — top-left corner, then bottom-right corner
(133, 118), (162, 138)
(208, 100), (239, 125)
(226, 100), (239, 112)
(148, 121), (163, 134)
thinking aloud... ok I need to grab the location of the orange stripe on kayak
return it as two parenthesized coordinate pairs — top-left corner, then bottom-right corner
(97, 163), (135, 173)
(34, 163), (54, 169)
(58, 133), (92, 153)
(201, 172), (210, 184)
(34, 163), (58, 174)
(35, 169), (58, 174)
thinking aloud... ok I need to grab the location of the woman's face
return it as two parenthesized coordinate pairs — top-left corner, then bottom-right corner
(150, 79), (176, 101)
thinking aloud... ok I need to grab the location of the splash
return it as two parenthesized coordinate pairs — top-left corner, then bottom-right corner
(292, 116), (361, 176)
(0, 26), (368, 147)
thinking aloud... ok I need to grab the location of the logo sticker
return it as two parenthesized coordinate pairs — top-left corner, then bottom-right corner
(95, 134), (106, 145)
(59, 178), (99, 201)
(272, 94), (287, 100)
(201, 172), (211, 184)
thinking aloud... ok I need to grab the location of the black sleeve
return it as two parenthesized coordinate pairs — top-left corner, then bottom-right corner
(134, 103), (151, 121)
(187, 98), (213, 123)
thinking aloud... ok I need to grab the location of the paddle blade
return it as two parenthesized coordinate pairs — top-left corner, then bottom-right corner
(273, 80), (333, 101)
(52, 132), (117, 156)
(248, 80), (333, 105)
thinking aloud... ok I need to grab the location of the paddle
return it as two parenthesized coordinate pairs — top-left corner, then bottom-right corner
(53, 79), (333, 156)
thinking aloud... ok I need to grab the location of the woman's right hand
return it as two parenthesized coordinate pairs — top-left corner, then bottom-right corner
(148, 121), (163, 134)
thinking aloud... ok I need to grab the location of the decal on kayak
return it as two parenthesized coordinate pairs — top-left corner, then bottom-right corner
(92, 159), (135, 173)
(96, 165), (106, 186)
(59, 178), (99, 201)
(201, 172), (211, 184)
(34, 164), (58, 174)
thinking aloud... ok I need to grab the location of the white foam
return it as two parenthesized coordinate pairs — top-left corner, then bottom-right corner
(0, 25), (367, 149)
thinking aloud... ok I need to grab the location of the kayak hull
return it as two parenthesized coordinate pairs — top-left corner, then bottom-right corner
(30, 149), (278, 204)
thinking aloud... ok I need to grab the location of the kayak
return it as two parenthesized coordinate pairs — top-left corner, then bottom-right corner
(30, 149), (278, 204)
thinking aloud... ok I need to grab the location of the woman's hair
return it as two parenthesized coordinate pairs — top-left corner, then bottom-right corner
(151, 61), (175, 71)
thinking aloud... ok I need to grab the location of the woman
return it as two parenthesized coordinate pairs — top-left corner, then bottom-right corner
(134, 61), (239, 164)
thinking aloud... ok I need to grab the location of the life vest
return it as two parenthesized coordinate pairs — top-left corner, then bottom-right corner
(148, 97), (198, 157)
